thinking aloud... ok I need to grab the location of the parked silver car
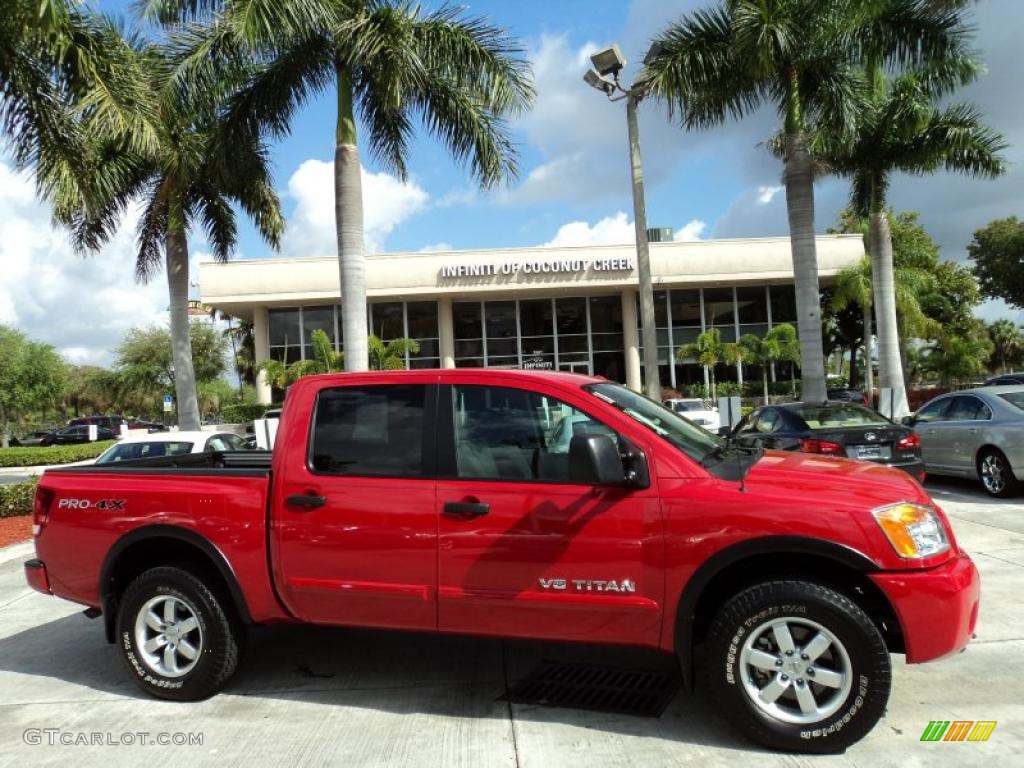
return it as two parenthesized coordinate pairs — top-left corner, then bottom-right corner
(905, 386), (1024, 497)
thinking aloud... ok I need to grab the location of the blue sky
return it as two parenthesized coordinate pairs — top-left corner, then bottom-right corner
(1, 0), (1021, 364)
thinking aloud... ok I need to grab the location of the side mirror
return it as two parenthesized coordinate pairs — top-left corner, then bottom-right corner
(569, 434), (626, 486)
(900, 415), (914, 427)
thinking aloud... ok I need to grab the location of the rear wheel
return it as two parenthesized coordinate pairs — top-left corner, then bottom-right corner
(116, 566), (239, 701)
(703, 580), (891, 753)
(977, 448), (1019, 498)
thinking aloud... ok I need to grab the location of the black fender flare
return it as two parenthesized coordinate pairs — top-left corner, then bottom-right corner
(673, 535), (881, 689)
(99, 524), (253, 643)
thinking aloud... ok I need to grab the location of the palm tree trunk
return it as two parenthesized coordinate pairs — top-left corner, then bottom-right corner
(784, 132), (827, 402)
(762, 370), (769, 405)
(710, 368), (717, 402)
(165, 220), (201, 431)
(335, 62), (368, 372)
(849, 343), (859, 389)
(862, 303), (874, 402)
(869, 208), (909, 418)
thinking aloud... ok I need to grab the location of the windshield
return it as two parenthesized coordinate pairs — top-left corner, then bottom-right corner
(95, 441), (194, 464)
(585, 382), (723, 462)
(999, 392), (1024, 412)
(792, 404), (889, 429)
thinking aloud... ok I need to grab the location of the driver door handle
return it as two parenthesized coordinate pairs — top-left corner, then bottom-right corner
(443, 500), (490, 518)
(286, 493), (326, 510)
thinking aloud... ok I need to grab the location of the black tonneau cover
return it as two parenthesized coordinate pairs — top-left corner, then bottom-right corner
(47, 450), (273, 477)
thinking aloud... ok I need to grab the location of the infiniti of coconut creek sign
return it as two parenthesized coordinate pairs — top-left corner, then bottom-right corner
(439, 256), (636, 279)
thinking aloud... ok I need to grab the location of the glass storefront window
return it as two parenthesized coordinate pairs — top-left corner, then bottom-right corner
(703, 287), (735, 328)
(302, 306), (336, 359)
(269, 308), (300, 347)
(371, 302), (403, 340)
(485, 301), (516, 340)
(736, 286), (769, 324)
(589, 295), (622, 333)
(453, 302), (482, 340)
(770, 285), (797, 323)
(406, 301), (438, 339)
(556, 297), (586, 335)
(670, 289), (701, 327)
(519, 299), (553, 337)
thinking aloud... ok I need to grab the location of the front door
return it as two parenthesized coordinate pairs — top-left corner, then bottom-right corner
(435, 382), (664, 647)
(272, 381), (438, 631)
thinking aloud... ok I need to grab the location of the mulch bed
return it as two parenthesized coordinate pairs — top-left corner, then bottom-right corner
(0, 516), (32, 548)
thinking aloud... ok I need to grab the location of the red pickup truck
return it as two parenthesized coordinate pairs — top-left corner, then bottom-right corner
(24, 370), (979, 753)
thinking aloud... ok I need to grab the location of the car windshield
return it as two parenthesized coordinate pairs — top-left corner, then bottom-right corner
(95, 441), (193, 464)
(672, 401), (701, 412)
(999, 392), (1024, 412)
(792, 404), (889, 429)
(585, 383), (723, 462)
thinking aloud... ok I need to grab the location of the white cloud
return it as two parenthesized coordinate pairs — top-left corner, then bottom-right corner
(757, 185), (784, 205)
(419, 242), (453, 252)
(674, 219), (707, 241)
(543, 211), (635, 247)
(0, 161), (178, 366)
(282, 159), (429, 256)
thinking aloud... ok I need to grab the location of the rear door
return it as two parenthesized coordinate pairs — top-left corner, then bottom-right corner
(435, 381), (664, 647)
(272, 380), (438, 631)
(944, 395), (993, 471)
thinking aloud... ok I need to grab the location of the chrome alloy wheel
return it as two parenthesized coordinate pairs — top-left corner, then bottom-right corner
(738, 617), (853, 725)
(980, 453), (1007, 495)
(133, 595), (203, 678)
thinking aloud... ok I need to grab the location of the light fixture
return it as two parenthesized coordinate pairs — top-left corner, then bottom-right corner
(583, 67), (616, 95)
(589, 44), (626, 77)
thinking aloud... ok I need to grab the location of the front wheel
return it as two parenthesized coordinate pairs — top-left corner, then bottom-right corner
(977, 448), (1019, 498)
(116, 566), (239, 701)
(703, 581), (891, 753)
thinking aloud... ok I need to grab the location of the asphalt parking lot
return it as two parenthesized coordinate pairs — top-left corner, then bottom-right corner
(0, 476), (1021, 768)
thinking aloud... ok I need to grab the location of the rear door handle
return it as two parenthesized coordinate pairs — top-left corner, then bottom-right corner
(443, 501), (490, 518)
(286, 493), (326, 509)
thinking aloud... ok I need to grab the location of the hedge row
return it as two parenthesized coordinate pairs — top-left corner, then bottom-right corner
(220, 403), (274, 424)
(0, 440), (117, 468)
(0, 478), (38, 518)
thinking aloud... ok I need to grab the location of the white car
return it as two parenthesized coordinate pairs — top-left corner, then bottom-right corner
(94, 431), (249, 464)
(664, 398), (721, 432)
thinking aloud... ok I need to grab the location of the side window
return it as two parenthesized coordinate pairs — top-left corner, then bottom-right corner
(754, 409), (782, 433)
(452, 385), (616, 483)
(916, 398), (951, 423)
(947, 396), (992, 422)
(205, 436), (228, 452)
(311, 385), (426, 477)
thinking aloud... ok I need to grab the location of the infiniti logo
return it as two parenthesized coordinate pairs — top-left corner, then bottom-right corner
(864, 432), (877, 441)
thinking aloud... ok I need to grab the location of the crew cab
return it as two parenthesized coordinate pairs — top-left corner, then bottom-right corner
(24, 370), (979, 753)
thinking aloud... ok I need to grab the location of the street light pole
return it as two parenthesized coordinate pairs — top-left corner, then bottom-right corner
(625, 90), (660, 402)
(584, 44), (662, 401)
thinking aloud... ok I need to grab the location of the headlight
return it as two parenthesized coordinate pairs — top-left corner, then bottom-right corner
(872, 502), (950, 559)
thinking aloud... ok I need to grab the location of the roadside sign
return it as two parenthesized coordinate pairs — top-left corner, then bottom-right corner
(163, 395), (174, 413)
(87, 424), (98, 442)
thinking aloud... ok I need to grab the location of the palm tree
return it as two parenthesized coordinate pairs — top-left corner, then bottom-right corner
(818, 62), (1005, 416)
(49, 41), (283, 431)
(643, 0), (984, 403)
(678, 329), (725, 401)
(761, 323), (801, 399)
(831, 258), (875, 397)
(149, 0), (533, 372)
(368, 335), (420, 371)
(2, 2), (158, 206)
(988, 320), (1024, 374)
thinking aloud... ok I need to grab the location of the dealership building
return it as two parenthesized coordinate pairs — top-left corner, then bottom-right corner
(199, 234), (864, 404)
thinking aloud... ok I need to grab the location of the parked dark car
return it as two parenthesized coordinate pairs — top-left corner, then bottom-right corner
(126, 419), (168, 432)
(9, 430), (56, 447)
(41, 425), (117, 446)
(984, 373), (1024, 386)
(827, 388), (869, 406)
(729, 401), (925, 480)
(67, 415), (127, 431)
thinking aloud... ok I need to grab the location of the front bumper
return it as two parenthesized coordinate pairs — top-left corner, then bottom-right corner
(870, 553), (980, 663)
(24, 559), (51, 595)
(881, 458), (926, 483)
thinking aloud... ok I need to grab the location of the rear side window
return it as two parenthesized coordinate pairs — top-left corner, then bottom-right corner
(946, 396), (992, 421)
(311, 385), (426, 477)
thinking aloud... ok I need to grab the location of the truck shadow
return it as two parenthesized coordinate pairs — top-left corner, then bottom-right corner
(0, 612), (753, 753)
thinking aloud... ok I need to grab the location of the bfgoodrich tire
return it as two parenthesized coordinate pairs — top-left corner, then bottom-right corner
(704, 580), (891, 753)
(116, 566), (239, 701)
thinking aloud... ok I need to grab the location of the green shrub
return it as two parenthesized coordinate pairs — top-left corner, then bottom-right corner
(0, 440), (117, 468)
(220, 403), (275, 424)
(0, 478), (38, 518)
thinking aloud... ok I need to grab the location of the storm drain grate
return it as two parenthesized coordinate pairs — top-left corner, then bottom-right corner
(503, 661), (678, 718)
